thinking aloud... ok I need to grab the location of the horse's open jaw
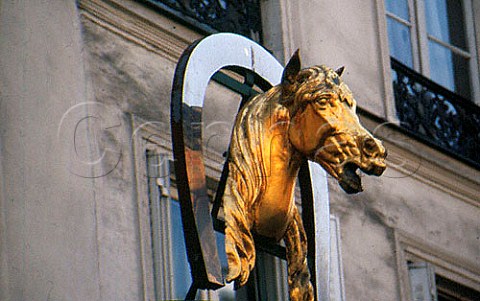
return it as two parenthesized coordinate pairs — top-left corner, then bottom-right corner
(338, 162), (363, 194)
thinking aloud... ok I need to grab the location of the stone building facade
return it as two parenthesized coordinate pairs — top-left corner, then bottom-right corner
(1, 0), (479, 300)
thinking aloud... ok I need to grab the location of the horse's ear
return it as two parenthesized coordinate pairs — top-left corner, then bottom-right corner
(281, 50), (301, 101)
(335, 66), (345, 77)
(282, 49), (301, 86)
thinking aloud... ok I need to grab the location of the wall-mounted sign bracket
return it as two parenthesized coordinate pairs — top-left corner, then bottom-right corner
(171, 33), (330, 301)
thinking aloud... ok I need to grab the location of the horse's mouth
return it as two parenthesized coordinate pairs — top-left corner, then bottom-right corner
(338, 161), (386, 194)
(311, 133), (387, 194)
(338, 162), (363, 194)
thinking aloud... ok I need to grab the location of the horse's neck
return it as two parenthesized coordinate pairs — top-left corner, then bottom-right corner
(262, 97), (302, 179)
(254, 120), (302, 239)
(264, 124), (302, 181)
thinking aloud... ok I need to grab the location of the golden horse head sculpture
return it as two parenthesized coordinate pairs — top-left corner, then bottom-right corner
(224, 51), (386, 301)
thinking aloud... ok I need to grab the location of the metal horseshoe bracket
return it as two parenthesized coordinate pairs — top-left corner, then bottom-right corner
(170, 33), (330, 301)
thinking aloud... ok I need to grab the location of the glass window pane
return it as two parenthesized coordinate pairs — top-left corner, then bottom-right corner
(425, 0), (467, 49)
(429, 41), (471, 98)
(429, 42), (455, 91)
(387, 17), (414, 67)
(385, 0), (410, 21)
(169, 200), (193, 299)
(215, 233), (238, 301)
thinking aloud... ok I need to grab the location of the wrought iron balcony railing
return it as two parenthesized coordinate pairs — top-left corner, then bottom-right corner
(391, 58), (480, 165)
(140, 0), (262, 41)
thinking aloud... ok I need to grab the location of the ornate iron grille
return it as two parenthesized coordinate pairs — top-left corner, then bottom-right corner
(142, 0), (262, 41)
(391, 58), (480, 165)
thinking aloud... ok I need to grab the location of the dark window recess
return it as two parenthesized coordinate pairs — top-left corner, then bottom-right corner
(140, 0), (263, 41)
(436, 275), (480, 301)
(391, 57), (480, 165)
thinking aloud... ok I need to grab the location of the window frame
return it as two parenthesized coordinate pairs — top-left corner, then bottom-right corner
(385, 0), (421, 70)
(132, 117), (173, 301)
(394, 230), (480, 301)
(384, 0), (480, 103)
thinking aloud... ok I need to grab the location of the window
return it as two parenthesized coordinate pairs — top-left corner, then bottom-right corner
(386, 0), (414, 68)
(436, 275), (480, 301)
(385, 0), (478, 100)
(146, 152), (192, 300)
(407, 261), (480, 301)
(395, 232), (480, 301)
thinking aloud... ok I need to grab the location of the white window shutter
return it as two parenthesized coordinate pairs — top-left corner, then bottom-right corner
(408, 262), (438, 301)
(329, 216), (346, 301)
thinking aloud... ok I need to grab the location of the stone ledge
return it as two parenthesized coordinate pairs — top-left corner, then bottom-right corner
(359, 111), (480, 209)
(78, 0), (202, 63)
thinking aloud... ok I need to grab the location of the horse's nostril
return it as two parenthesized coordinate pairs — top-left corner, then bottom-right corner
(361, 136), (385, 158)
(363, 137), (377, 151)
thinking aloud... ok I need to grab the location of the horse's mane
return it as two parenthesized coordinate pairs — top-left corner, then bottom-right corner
(227, 86), (287, 221)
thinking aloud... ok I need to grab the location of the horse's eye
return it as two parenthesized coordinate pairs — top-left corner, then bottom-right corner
(315, 98), (329, 108)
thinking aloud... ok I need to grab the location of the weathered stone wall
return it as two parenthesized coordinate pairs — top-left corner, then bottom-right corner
(283, 0), (390, 118)
(0, 1), (100, 300)
(1, 0), (478, 300)
(80, 14), (178, 300)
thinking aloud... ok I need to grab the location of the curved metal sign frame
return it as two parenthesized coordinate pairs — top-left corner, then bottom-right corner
(170, 33), (330, 300)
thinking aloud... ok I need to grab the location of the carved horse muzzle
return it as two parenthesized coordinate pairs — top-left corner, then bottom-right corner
(286, 63), (387, 194)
